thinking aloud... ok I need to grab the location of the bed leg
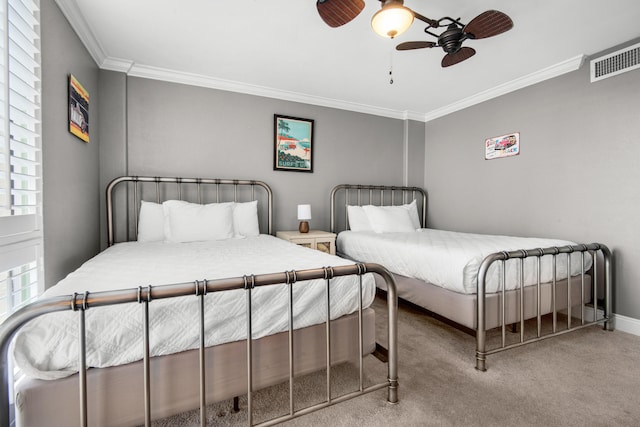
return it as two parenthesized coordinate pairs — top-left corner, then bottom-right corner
(604, 316), (615, 332)
(387, 377), (399, 404)
(233, 396), (240, 413)
(475, 354), (487, 372)
(380, 267), (399, 405)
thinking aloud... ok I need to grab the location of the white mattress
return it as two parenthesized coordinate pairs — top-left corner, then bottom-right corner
(12, 235), (376, 380)
(337, 229), (591, 294)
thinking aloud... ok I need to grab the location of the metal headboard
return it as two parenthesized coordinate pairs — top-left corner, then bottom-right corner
(106, 176), (273, 246)
(330, 184), (428, 233)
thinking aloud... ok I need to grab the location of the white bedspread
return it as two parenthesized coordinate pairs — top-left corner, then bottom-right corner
(337, 229), (591, 294)
(13, 235), (375, 380)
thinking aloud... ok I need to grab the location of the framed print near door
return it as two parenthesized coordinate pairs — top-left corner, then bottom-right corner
(274, 114), (314, 172)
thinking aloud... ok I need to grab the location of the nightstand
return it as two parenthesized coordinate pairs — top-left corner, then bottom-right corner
(276, 230), (336, 255)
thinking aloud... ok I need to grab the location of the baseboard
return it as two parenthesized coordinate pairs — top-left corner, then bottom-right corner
(576, 306), (640, 337)
(611, 313), (640, 336)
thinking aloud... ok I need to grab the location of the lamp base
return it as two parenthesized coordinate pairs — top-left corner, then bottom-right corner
(299, 221), (309, 233)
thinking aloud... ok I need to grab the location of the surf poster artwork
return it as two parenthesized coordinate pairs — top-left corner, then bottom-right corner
(274, 115), (314, 172)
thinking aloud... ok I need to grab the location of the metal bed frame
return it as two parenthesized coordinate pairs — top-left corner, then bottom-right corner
(106, 175), (275, 244)
(330, 184), (613, 371)
(0, 264), (398, 427)
(0, 177), (399, 427)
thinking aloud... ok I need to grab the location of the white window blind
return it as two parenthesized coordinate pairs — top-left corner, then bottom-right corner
(0, 245), (38, 323)
(0, 0), (42, 323)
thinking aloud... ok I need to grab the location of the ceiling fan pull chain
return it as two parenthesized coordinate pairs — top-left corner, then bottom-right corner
(389, 52), (394, 84)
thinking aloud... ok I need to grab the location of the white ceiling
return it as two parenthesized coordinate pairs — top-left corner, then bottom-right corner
(55, 0), (640, 121)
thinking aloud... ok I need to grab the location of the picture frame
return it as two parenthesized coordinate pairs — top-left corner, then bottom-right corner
(485, 132), (519, 160)
(274, 114), (314, 172)
(68, 74), (89, 143)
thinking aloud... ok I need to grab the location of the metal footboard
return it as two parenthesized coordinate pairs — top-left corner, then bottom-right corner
(475, 243), (613, 371)
(0, 263), (398, 427)
(330, 184), (614, 372)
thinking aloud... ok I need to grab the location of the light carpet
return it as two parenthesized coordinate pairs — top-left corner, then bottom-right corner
(153, 294), (640, 426)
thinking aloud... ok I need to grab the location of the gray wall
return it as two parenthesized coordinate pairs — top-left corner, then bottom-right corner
(425, 41), (640, 320)
(98, 76), (416, 233)
(406, 119), (426, 187)
(41, 0), (101, 288)
(98, 71), (127, 248)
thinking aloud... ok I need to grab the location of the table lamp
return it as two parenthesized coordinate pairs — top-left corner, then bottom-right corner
(297, 204), (311, 233)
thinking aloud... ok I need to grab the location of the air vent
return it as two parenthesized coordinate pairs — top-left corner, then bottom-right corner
(590, 42), (640, 82)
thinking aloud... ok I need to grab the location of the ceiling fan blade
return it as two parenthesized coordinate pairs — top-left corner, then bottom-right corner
(396, 41), (437, 51)
(316, 0), (365, 28)
(441, 47), (476, 67)
(463, 10), (513, 39)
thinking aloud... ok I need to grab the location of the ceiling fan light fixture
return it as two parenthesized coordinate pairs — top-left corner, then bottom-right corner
(371, 0), (414, 39)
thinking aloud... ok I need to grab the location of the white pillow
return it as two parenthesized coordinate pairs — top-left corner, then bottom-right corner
(163, 200), (234, 243)
(233, 200), (260, 237)
(347, 205), (373, 231)
(137, 201), (165, 242)
(362, 205), (416, 233)
(405, 199), (422, 229)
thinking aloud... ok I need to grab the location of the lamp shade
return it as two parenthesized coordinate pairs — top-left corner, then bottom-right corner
(371, 1), (414, 39)
(297, 204), (312, 221)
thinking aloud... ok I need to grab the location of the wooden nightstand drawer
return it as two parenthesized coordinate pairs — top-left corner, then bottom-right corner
(276, 230), (336, 255)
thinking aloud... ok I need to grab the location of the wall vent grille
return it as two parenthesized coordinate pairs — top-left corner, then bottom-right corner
(590, 42), (640, 82)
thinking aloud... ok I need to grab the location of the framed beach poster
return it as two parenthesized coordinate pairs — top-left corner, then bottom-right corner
(274, 114), (314, 172)
(68, 74), (89, 142)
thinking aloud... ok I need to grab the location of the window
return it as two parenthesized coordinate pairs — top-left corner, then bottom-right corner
(0, 0), (42, 323)
(0, 252), (38, 322)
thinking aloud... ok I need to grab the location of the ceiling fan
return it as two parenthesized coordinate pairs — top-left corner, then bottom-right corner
(396, 10), (514, 67)
(316, 0), (514, 68)
(316, 0), (366, 28)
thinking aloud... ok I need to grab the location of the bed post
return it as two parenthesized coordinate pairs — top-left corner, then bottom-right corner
(0, 296), (70, 427)
(0, 324), (12, 427)
(387, 277), (399, 404)
(602, 245), (614, 331)
(368, 264), (399, 404)
(106, 176), (129, 247)
(0, 308), (41, 426)
(476, 276), (487, 371)
(475, 252), (504, 371)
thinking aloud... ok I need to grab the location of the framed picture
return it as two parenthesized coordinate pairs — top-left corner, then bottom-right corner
(274, 114), (314, 172)
(485, 132), (519, 160)
(68, 74), (89, 142)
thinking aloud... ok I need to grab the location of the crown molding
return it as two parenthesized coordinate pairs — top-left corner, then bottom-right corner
(127, 63), (418, 120)
(97, 55), (585, 123)
(55, 0), (584, 123)
(54, 0), (107, 66)
(423, 55), (586, 122)
(100, 57), (135, 73)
